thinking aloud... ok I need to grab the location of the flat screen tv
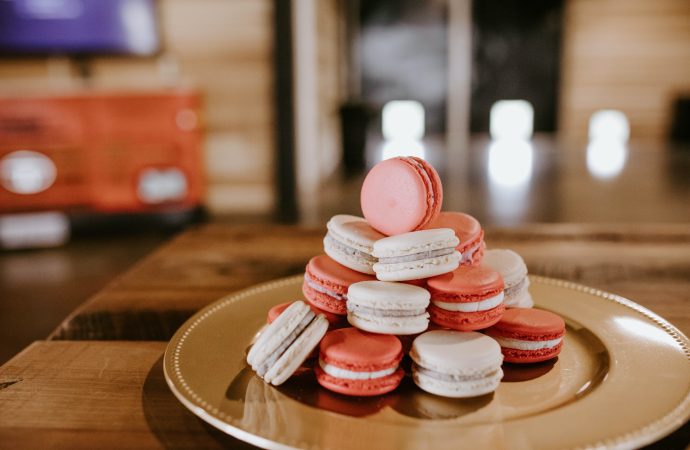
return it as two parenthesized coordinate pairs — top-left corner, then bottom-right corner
(0, 0), (160, 56)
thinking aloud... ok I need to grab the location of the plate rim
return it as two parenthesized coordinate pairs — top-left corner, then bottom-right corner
(164, 275), (690, 450)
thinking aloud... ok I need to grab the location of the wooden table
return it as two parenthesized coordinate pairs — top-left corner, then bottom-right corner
(1, 224), (689, 449)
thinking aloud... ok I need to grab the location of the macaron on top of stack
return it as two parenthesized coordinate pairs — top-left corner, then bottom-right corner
(247, 301), (328, 385)
(482, 249), (533, 308)
(361, 156), (442, 236)
(485, 308), (565, 363)
(315, 327), (404, 396)
(372, 228), (460, 281)
(426, 212), (485, 266)
(410, 330), (503, 398)
(323, 215), (385, 275)
(302, 254), (375, 315)
(427, 265), (505, 331)
(346, 280), (430, 335)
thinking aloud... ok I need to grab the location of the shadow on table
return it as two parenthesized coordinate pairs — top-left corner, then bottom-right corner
(142, 356), (258, 449)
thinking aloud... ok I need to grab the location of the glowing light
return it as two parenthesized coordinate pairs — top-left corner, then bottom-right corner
(381, 140), (425, 161)
(382, 101), (425, 141)
(137, 167), (188, 204)
(121, 0), (158, 55)
(587, 139), (627, 179)
(490, 100), (534, 140)
(1, 150), (57, 195)
(613, 317), (678, 347)
(0, 212), (69, 249)
(487, 140), (533, 187)
(589, 110), (629, 142)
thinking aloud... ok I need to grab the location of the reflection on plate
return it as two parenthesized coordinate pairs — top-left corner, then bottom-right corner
(164, 275), (690, 449)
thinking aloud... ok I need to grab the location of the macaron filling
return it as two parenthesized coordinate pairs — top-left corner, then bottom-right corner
(459, 240), (482, 263)
(348, 304), (427, 317)
(490, 335), (563, 351)
(504, 277), (529, 298)
(432, 291), (504, 312)
(303, 274), (347, 301)
(324, 234), (377, 263)
(255, 310), (316, 376)
(377, 247), (456, 264)
(318, 358), (397, 380)
(412, 363), (500, 382)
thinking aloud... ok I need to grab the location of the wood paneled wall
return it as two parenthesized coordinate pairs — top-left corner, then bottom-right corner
(560, 0), (690, 141)
(0, 0), (275, 214)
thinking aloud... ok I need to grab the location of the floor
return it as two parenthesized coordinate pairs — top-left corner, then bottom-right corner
(1, 135), (689, 364)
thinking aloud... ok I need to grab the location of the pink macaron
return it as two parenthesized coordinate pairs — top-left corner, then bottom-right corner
(360, 157), (443, 236)
(425, 212), (485, 266)
(315, 328), (404, 396)
(427, 266), (506, 331)
(485, 308), (566, 363)
(303, 255), (375, 315)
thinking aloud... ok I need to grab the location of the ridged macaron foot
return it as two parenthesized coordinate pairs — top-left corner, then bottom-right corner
(315, 328), (404, 396)
(410, 330), (503, 398)
(427, 265), (505, 331)
(360, 157), (443, 236)
(485, 308), (565, 363)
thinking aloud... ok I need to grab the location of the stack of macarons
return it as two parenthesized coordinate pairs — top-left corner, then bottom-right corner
(247, 156), (565, 399)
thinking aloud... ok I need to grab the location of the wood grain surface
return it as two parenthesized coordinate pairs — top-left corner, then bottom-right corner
(50, 223), (690, 341)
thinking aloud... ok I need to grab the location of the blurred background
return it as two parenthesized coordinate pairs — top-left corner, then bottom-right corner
(0, 0), (689, 362)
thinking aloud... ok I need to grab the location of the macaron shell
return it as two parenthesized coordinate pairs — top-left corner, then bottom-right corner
(327, 215), (385, 251)
(323, 237), (376, 274)
(425, 212), (483, 252)
(347, 280), (430, 309)
(488, 308), (565, 341)
(314, 365), (404, 396)
(410, 330), (503, 372)
(427, 265), (504, 302)
(303, 279), (347, 315)
(361, 157), (442, 236)
(482, 249), (528, 286)
(502, 341), (563, 364)
(307, 255), (375, 294)
(268, 301), (345, 328)
(347, 311), (429, 335)
(413, 368), (502, 398)
(319, 328), (402, 373)
(428, 303), (505, 331)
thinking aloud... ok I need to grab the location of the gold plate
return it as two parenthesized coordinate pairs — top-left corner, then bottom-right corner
(164, 276), (690, 449)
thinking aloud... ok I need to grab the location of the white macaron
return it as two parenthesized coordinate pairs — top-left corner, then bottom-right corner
(324, 215), (385, 275)
(347, 281), (430, 335)
(482, 249), (533, 308)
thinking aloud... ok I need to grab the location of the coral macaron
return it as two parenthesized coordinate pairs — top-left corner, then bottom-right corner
(485, 308), (566, 363)
(315, 328), (404, 396)
(361, 156), (443, 236)
(303, 255), (375, 315)
(427, 266), (505, 331)
(425, 212), (485, 266)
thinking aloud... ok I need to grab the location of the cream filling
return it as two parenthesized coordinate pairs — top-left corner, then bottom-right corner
(504, 277), (528, 298)
(304, 274), (346, 301)
(348, 303), (427, 317)
(433, 292), (504, 312)
(318, 358), (396, 380)
(377, 247), (455, 264)
(459, 241), (481, 263)
(492, 336), (562, 350)
(324, 234), (377, 262)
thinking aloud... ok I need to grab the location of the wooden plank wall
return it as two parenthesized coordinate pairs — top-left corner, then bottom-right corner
(560, 0), (690, 141)
(0, 0), (275, 215)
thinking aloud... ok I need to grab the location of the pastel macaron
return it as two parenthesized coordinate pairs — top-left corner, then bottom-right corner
(346, 280), (430, 335)
(372, 228), (460, 281)
(485, 308), (566, 363)
(323, 215), (385, 274)
(315, 327), (404, 396)
(267, 301), (345, 330)
(303, 254), (375, 315)
(425, 212), (485, 266)
(482, 249), (533, 308)
(427, 265), (505, 331)
(247, 301), (328, 385)
(361, 156), (443, 236)
(410, 330), (504, 398)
